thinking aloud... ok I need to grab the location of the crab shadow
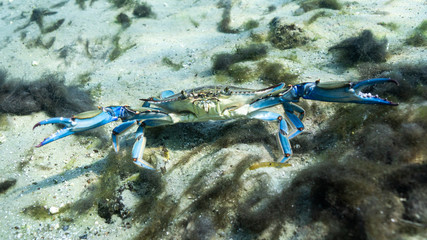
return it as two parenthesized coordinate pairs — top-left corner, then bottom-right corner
(12, 157), (107, 197)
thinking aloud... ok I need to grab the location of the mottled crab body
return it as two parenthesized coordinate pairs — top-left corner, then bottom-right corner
(142, 84), (289, 123)
(34, 78), (398, 171)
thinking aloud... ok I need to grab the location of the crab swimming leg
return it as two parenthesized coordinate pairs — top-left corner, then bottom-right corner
(282, 103), (305, 139)
(249, 111), (292, 163)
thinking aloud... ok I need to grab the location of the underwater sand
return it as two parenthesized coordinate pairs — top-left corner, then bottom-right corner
(0, 0), (426, 239)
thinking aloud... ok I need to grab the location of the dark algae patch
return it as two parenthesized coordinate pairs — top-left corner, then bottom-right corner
(329, 30), (388, 66)
(15, 8), (64, 34)
(116, 13), (131, 29)
(217, 0), (239, 34)
(235, 160), (427, 239)
(0, 178), (17, 194)
(298, 0), (342, 13)
(212, 44), (268, 72)
(133, 3), (154, 18)
(406, 20), (427, 47)
(306, 10), (333, 25)
(0, 69), (94, 116)
(109, 0), (135, 8)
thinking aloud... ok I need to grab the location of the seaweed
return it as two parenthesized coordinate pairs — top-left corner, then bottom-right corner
(0, 178), (17, 194)
(110, 0), (135, 8)
(249, 32), (265, 43)
(76, 0), (88, 9)
(258, 61), (299, 85)
(0, 70), (94, 116)
(378, 22), (399, 31)
(77, 72), (92, 85)
(235, 160), (427, 239)
(242, 20), (259, 31)
(178, 154), (260, 238)
(162, 57), (183, 71)
(268, 20), (310, 50)
(116, 13), (131, 29)
(30, 9), (57, 30)
(267, 5), (277, 13)
(51, 1), (69, 9)
(58, 46), (69, 59)
(109, 36), (136, 61)
(329, 30), (388, 66)
(133, 2), (154, 18)
(226, 63), (254, 83)
(22, 202), (71, 220)
(25, 36), (56, 49)
(306, 10), (333, 24)
(217, 0), (239, 34)
(22, 203), (52, 220)
(212, 44), (268, 72)
(75, 0), (97, 9)
(406, 20), (427, 47)
(300, 0), (342, 12)
(383, 164), (427, 229)
(42, 18), (65, 34)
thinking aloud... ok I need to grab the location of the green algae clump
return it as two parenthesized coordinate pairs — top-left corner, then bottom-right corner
(406, 20), (427, 47)
(268, 19), (310, 50)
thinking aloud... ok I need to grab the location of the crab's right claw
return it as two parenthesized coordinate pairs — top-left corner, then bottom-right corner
(301, 78), (399, 105)
(33, 108), (120, 147)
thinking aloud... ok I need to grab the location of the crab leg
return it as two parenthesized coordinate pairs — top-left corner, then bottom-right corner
(283, 103), (305, 139)
(131, 123), (156, 170)
(249, 111), (292, 162)
(112, 120), (138, 152)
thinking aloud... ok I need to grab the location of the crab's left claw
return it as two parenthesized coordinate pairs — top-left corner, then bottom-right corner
(33, 108), (121, 147)
(300, 78), (398, 105)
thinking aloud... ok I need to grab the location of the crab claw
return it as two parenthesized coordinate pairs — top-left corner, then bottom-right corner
(33, 108), (121, 147)
(300, 78), (398, 105)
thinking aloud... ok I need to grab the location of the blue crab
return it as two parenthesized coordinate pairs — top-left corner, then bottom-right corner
(33, 78), (398, 170)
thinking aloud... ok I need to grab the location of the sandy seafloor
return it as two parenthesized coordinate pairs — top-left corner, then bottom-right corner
(0, 0), (426, 239)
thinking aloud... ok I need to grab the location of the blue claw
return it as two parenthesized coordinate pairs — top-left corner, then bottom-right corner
(298, 78), (398, 105)
(33, 108), (122, 147)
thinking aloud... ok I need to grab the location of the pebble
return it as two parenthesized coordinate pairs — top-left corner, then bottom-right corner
(49, 206), (59, 214)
